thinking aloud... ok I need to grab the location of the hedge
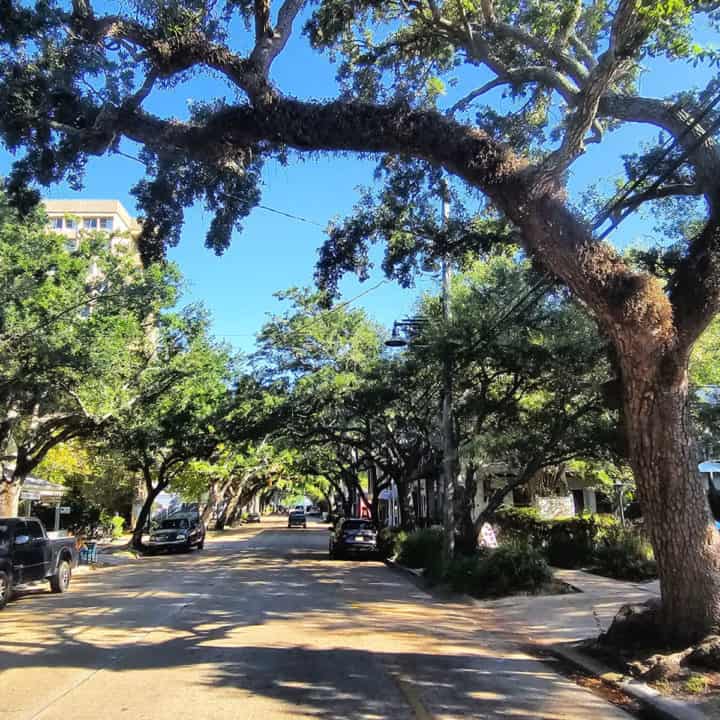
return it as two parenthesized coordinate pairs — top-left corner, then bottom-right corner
(446, 543), (552, 598)
(493, 506), (618, 568)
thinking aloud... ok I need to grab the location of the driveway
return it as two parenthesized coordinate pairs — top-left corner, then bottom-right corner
(0, 516), (632, 719)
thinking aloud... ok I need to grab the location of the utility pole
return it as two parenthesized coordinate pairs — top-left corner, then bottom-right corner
(440, 181), (457, 566)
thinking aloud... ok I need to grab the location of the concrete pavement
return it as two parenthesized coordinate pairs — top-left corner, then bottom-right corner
(472, 568), (660, 648)
(0, 517), (633, 719)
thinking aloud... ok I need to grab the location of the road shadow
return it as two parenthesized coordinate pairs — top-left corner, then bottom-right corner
(0, 522), (631, 719)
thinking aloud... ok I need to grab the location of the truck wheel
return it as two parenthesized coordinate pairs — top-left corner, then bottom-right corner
(0, 570), (12, 609)
(50, 560), (71, 593)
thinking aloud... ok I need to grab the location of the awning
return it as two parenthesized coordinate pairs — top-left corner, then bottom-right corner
(699, 461), (720, 474)
(379, 486), (398, 501)
(19, 476), (65, 502)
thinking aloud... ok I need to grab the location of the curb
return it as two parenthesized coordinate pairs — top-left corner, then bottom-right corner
(383, 558), (710, 719)
(384, 556), (424, 579)
(550, 642), (710, 720)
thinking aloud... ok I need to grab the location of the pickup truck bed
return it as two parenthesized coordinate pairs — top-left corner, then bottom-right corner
(0, 517), (79, 609)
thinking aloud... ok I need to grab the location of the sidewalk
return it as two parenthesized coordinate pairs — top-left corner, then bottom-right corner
(473, 568), (659, 646)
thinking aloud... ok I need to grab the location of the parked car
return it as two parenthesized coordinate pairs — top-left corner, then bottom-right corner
(288, 510), (307, 528)
(246, 512), (262, 523)
(329, 518), (378, 559)
(0, 517), (79, 610)
(147, 514), (205, 553)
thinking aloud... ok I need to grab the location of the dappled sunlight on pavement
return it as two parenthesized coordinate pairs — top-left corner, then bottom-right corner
(0, 517), (632, 719)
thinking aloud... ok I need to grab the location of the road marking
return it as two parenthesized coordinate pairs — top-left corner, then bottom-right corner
(388, 670), (434, 720)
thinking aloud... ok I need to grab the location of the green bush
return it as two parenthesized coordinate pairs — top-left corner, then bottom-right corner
(594, 526), (657, 581)
(446, 543), (552, 598)
(397, 527), (444, 571)
(546, 518), (600, 568)
(494, 507), (619, 568)
(493, 507), (548, 548)
(377, 527), (405, 559)
(110, 515), (125, 539)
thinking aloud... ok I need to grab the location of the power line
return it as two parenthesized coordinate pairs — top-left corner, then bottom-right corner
(113, 150), (328, 230)
(257, 204), (325, 228)
(593, 89), (720, 238)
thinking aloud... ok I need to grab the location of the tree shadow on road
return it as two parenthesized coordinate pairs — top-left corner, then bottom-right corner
(0, 526), (628, 719)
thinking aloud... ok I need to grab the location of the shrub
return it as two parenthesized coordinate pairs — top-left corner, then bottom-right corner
(594, 526), (657, 581)
(377, 527), (405, 559)
(396, 527), (444, 571)
(493, 507), (548, 549)
(683, 674), (708, 695)
(494, 507), (619, 568)
(110, 515), (125, 539)
(546, 518), (598, 568)
(446, 554), (485, 593)
(447, 543), (552, 598)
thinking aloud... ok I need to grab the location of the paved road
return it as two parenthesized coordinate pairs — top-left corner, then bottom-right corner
(1, 517), (631, 719)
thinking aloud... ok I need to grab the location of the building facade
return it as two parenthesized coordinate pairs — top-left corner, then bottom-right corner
(43, 199), (141, 255)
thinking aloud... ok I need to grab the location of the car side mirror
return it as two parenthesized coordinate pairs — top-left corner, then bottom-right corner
(14, 534), (30, 546)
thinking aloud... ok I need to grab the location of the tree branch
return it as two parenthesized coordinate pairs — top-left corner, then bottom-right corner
(614, 183), (702, 217)
(250, 0), (306, 77)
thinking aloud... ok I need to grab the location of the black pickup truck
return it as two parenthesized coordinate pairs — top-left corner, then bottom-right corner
(0, 517), (79, 609)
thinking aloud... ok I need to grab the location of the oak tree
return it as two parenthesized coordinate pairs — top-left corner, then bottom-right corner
(2, 0), (720, 642)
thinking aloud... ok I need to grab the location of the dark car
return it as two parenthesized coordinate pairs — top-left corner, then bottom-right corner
(329, 518), (378, 559)
(246, 512), (262, 523)
(0, 517), (79, 609)
(148, 514), (205, 553)
(288, 510), (307, 528)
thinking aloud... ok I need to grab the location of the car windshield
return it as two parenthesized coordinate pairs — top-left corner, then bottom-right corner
(342, 520), (374, 531)
(161, 519), (189, 529)
(290, 511), (305, 516)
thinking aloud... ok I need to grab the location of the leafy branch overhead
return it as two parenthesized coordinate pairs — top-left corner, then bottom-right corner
(1, 0), (719, 342)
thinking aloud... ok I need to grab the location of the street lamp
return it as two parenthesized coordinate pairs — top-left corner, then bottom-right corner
(385, 322), (409, 348)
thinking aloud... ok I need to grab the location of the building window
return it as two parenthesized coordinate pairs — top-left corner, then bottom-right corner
(83, 217), (98, 230)
(65, 218), (76, 229)
(99, 217), (113, 230)
(51, 217), (63, 229)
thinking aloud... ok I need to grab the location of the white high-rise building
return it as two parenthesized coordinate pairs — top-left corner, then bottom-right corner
(43, 199), (141, 255)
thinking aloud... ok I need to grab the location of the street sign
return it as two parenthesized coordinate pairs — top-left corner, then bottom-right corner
(59, 506), (71, 515)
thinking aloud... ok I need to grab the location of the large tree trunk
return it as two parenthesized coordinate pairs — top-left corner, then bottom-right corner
(131, 485), (162, 550)
(201, 481), (222, 525)
(623, 359), (720, 646)
(455, 464), (479, 556)
(0, 480), (21, 516)
(398, 482), (414, 531)
(217, 489), (243, 530)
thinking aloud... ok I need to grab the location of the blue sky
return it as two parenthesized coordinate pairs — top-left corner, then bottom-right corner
(1, 7), (715, 354)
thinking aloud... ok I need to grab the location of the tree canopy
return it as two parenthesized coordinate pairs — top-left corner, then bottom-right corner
(3, 0), (720, 641)
(0, 194), (178, 514)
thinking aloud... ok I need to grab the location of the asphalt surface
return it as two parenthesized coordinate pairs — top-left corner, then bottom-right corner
(1, 516), (632, 719)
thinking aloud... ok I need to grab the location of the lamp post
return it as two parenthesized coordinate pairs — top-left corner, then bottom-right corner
(439, 183), (456, 564)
